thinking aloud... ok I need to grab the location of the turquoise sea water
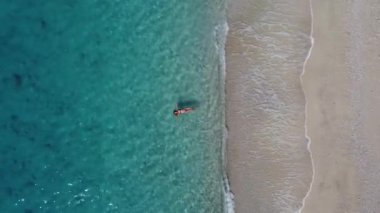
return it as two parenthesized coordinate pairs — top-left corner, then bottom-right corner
(0, 0), (226, 212)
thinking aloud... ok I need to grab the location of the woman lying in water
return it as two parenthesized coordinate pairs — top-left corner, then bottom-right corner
(173, 107), (193, 117)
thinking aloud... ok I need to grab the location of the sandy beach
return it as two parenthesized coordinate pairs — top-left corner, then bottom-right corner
(301, 0), (380, 212)
(226, 0), (380, 212)
(226, 0), (312, 212)
(300, 0), (358, 211)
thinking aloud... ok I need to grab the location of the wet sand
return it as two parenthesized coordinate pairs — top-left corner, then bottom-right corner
(226, 0), (380, 212)
(225, 0), (312, 212)
(301, 0), (380, 212)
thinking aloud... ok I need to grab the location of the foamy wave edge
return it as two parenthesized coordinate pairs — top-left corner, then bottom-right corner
(297, 0), (315, 212)
(223, 127), (235, 213)
(214, 18), (235, 213)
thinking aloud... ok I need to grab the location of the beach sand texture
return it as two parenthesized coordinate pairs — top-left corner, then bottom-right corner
(302, 0), (380, 212)
(226, 0), (380, 212)
(226, 0), (312, 212)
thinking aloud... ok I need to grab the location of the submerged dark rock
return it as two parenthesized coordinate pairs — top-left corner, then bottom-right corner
(5, 187), (13, 196)
(12, 73), (23, 88)
(40, 19), (47, 29)
(10, 114), (18, 121)
(24, 180), (35, 187)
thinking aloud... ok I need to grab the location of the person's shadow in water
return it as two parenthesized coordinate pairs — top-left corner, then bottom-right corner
(177, 98), (200, 109)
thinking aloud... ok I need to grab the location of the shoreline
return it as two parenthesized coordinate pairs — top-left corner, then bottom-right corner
(300, 0), (358, 210)
(298, 0), (315, 211)
(224, 0), (380, 211)
(217, 19), (235, 213)
(225, 0), (312, 211)
(301, 0), (380, 212)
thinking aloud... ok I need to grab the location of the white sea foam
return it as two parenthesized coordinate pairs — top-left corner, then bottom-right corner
(297, 0), (315, 212)
(223, 171), (235, 213)
(214, 12), (235, 213)
(214, 15), (235, 213)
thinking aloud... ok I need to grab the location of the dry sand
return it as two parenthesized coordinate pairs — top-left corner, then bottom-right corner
(300, 0), (358, 211)
(301, 0), (380, 212)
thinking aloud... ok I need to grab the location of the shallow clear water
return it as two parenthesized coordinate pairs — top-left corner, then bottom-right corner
(0, 0), (226, 212)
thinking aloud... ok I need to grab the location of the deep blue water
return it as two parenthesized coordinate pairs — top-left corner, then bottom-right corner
(0, 0), (226, 212)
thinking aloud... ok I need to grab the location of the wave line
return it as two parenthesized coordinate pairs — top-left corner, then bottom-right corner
(298, 0), (315, 212)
